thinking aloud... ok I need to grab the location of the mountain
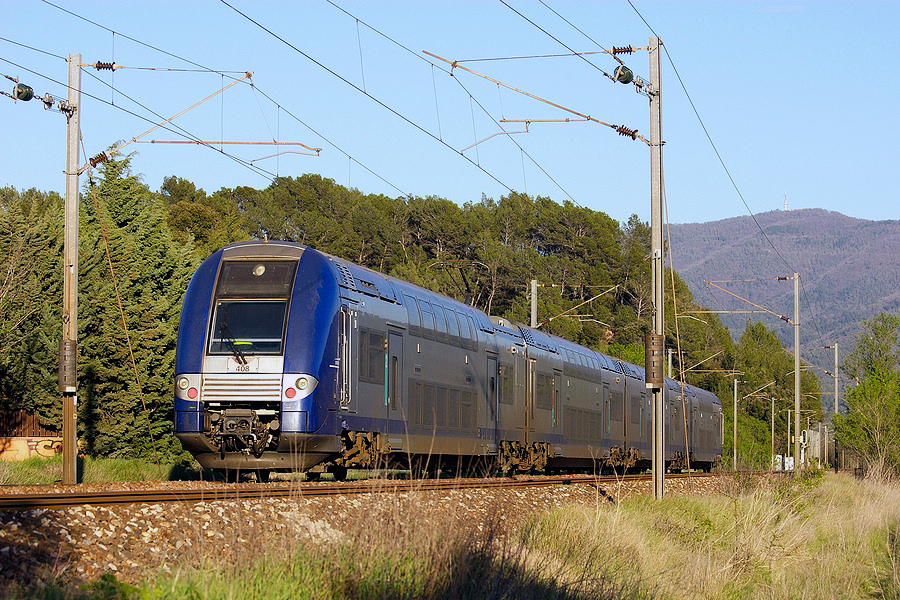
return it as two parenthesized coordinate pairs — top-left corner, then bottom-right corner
(668, 208), (900, 379)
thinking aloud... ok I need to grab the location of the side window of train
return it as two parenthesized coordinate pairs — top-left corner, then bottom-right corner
(420, 300), (436, 340)
(404, 294), (421, 337)
(536, 373), (553, 410)
(498, 363), (513, 405)
(466, 315), (479, 352)
(443, 307), (460, 346)
(432, 303), (448, 343)
(359, 328), (386, 385)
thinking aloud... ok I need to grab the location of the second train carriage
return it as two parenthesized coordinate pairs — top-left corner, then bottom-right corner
(174, 241), (722, 479)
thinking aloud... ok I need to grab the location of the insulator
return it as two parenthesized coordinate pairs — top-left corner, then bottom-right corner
(13, 83), (33, 101)
(93, 61), (115, 71)
(613, 65), (634, 84)
(615, 125), (638, 140)
(612, 46), (634, 55)
(89, 151), (110, 167)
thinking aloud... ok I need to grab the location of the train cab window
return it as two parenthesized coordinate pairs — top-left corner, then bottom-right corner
(420, 300), (436, 340)
(208, 259), (297, 357)
(432, 304), (448, 343)
(444, 307), (460, 346)
(209, 301), (287, 355)
(403, 295), (421, 337)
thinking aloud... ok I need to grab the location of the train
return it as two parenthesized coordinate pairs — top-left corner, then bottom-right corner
(174, 241), (722, 481)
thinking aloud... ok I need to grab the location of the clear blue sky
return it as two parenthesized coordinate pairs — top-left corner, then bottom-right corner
(2, 0), (898, 226)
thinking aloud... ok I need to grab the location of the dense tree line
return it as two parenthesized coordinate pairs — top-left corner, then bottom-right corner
(834, 313), (900, 479)
(1, 159), (820, 464)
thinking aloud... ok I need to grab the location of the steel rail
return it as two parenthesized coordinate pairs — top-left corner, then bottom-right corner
(0, 472), (720, 511)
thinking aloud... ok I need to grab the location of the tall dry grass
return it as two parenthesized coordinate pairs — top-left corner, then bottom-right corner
(519, 471), (900, 599)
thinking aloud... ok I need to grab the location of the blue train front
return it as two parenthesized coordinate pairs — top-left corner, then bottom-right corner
(174, 242), (344, 476)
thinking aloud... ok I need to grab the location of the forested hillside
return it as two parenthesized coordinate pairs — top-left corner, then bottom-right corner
(0, 158), (820, 464)
(669, 208), (900, 384)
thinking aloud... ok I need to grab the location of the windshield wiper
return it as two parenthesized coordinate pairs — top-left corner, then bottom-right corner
(218, 308), (248, 365)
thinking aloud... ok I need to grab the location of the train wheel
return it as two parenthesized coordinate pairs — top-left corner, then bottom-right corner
(305, 471), (321, 481)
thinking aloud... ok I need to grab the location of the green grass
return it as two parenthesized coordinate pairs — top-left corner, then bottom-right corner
(0, 454), (202, 485)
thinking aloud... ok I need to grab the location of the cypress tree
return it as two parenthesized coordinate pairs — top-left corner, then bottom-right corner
(78, 154), (195, 460)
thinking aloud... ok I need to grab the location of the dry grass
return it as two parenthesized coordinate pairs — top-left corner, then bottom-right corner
(520, 471), (900, 599)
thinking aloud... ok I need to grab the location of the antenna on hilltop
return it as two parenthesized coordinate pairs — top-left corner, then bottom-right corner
(784, 191), (788, 211)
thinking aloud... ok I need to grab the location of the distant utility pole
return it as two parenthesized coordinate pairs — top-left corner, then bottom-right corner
(60, 54), (82, 485)
(791, 273), (801, 474)
(530, 279), (538, 328)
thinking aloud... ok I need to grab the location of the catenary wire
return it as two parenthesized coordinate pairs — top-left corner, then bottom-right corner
(220, 0), (515, 195)
(34, 2), (405, 196)
(626, 0), (825, 344)
(326, 0), (579, 204)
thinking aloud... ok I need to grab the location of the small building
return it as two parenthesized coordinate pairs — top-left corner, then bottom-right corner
(0, 410), (62, 461)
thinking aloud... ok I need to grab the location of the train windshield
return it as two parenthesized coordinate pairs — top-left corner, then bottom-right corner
(208, 259), (298, 356)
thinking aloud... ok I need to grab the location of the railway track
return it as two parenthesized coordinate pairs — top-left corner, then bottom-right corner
(0, 471), (716, 511)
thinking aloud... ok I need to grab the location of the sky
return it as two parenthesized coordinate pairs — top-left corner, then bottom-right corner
(1, 0), (898, 226)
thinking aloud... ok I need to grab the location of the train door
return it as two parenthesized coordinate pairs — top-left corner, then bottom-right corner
(485, 354), (499, 453)
(513, 350), (526, 433)
(340, 306), (357, 412)
(525, 357), (536, 446)
(552, 370), (562, 437)
(387, 330), (403, 424)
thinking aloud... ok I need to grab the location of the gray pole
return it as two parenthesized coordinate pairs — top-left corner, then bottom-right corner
(793, 273), (801, 475)
(770, 397), (775, 471)
(833, 342), (839, 415)
(648, 36), (665, 499)
(733, 378), (738, 471)
(530, 279), (538, 328)
(60, 54), (81, 485)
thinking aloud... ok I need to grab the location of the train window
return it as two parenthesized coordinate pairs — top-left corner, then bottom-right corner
(209, 300), (287, 355)
(444, 307), (460, 346)
(403, 295), (421, 336)
(536, 373), (553, 410)
(432, 304), (448, 343)
(609, 390), (624, 422)
(391, 356), (399, 410)
(489, 376), (496, 420)
(359, 329), (386, 385)
(420, 300), (436, 340)
(457, 311), (472, 350)
(466, 315), (479, 352)
(498, 364), (513, 405)
(215, 259), (297, 298)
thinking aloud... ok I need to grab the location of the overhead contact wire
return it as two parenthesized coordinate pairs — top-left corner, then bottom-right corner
(220, 0), (514, 194)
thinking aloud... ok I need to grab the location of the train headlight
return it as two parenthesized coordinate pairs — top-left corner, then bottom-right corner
(252, 264), (266, 277)
(177, 376), (190, 391)
(296, 377), (309, 390)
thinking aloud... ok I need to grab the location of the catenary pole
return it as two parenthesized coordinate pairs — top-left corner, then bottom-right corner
(60, 54), (81, 485)
(793, 273), (801, 474)
(648, 36), (665, 499)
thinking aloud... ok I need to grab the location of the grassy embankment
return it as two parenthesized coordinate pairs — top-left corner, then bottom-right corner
(3, 459), (899, 599)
